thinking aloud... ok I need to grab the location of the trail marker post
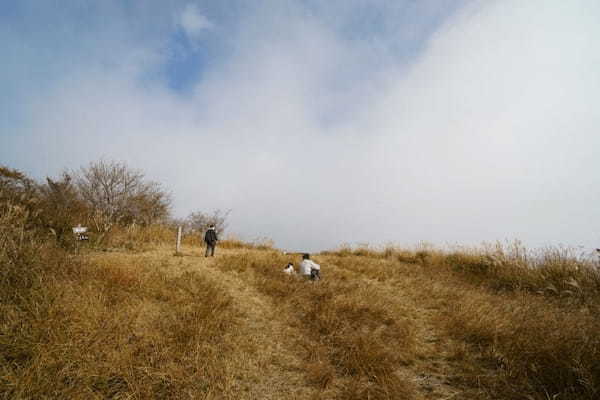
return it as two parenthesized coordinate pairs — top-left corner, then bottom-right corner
(176, 226), (182, 255)
(72, 224), (88, 254)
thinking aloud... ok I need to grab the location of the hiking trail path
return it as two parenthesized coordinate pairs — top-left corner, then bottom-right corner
(120, 245), (484, 399)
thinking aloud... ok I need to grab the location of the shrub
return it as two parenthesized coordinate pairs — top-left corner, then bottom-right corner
(37, 173), (90, 248)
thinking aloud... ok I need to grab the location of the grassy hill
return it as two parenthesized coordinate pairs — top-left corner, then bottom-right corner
(2, 226), (600, 399)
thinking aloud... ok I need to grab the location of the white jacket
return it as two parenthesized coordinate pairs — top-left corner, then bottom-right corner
(283, 265), (295, 275)
(299, 259), (320, 276)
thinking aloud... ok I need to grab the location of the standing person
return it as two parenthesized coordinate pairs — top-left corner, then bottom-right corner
(299, 253), (321, 281)
(204, 224), (218, 257)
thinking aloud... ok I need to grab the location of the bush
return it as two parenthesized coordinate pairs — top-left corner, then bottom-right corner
(38, 173), (90, 248)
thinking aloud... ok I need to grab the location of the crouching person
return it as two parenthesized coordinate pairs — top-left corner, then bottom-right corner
(299, 253), (321, 281)
(283, 262), (295, 275)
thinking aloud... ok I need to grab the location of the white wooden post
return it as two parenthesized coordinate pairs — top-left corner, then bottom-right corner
(176, 226), (182, 254)
(73, 225), (87, 255)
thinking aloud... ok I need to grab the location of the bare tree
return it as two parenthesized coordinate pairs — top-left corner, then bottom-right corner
(184, 209), (231, 237)
(126, 182), (172, 226)
(74, 160), (171, 232)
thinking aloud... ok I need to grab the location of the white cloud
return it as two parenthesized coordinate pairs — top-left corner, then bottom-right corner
(4, 0), (600, 252)
(179, 4), (213, 40)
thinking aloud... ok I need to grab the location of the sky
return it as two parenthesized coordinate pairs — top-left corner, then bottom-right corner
(1, 0), (599, 252)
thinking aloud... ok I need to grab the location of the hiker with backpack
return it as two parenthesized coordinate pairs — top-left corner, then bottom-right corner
(204, 224), (218, 257)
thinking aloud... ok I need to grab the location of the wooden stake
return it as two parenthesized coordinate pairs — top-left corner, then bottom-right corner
(176, 226), (182, 254)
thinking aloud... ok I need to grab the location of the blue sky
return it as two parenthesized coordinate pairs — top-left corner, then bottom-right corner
(1, 0), (599, 252)
(1, 1), (464, 96)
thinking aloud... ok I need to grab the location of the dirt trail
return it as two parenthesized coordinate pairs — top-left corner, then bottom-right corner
(105, 245), (479, 399)
(168, 247), (316, 400)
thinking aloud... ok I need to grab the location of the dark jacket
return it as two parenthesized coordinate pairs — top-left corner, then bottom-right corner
(204, 228), (218, 244)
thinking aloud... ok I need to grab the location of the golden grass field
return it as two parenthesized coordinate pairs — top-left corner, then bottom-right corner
(2, 226), (600, 399)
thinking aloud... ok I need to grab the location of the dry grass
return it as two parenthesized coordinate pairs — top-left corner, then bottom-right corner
(322, 244), (600, 399)
(442, 244), (600, 303)
(441, 289), (600, 399)
(98, 224), (175, 250)
(1, 216), (241, 398)
(4, 214), (600, 399)
(213, 252), (417, 399)
(98, 225), (274, 253)
(326, 242), (600, 304)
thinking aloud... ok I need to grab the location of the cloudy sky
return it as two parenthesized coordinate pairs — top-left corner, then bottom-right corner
(2, 0), (599, 252)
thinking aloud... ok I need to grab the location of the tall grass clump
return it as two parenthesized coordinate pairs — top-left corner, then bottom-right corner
(441, 287), (600, 399)
(1, 203), (42, 302)
(327, 241), (600, 303)
(437, 244), (600, 398)
(441, 242), (600, 303)
(322, 244), (384, 260)
(1, 202), (80, 396)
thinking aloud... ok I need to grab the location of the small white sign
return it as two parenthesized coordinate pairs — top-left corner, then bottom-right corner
(73, 225), (87, 234)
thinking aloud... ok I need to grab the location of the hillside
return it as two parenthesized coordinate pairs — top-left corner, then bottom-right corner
(3, 237), (599, 399)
